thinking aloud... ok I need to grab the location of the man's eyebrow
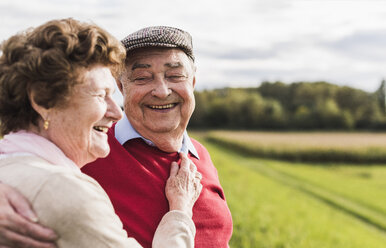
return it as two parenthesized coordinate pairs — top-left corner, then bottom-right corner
(131, 63), (151, 70)
(165, 62), (183, 68)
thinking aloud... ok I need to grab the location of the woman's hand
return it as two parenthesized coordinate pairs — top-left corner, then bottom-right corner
(165, 153), (202, 218)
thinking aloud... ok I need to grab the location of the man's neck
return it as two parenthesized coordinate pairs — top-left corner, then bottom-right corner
(127, 118), (185, 152)
(141, 130), (184, 153)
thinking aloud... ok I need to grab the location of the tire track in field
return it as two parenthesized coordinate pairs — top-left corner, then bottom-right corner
(209, 140), (386, 233)
(249, 161), (386, 232)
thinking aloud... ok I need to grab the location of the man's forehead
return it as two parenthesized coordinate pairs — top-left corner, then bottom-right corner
(126, 47), (190, 69)
(131, 62), (183, 70)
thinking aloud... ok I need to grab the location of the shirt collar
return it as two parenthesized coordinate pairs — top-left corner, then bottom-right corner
(115, 113), (199, 159)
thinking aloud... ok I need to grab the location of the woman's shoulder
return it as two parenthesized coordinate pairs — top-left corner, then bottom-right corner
(0, 154), (104, 205)
(0, 155), (138, 247)
(0, 154), (75, 174)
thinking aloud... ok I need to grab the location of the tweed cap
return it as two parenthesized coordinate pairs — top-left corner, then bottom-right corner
(121, 26), (194, 61)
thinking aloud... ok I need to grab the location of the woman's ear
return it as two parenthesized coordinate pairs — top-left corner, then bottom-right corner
(28, 90), (49, 121)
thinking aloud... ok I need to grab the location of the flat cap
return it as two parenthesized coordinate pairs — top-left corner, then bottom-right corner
(121, 26), (194, 61)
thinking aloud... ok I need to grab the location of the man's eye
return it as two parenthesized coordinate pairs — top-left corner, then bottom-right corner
(134, 77), (150, 81)
(167, 75), (186, 80)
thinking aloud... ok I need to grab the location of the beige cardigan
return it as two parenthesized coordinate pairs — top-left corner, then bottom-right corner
(0, 155), (195, 248)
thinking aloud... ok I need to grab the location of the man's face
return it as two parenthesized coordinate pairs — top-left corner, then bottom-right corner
(118, 47), (196, 139)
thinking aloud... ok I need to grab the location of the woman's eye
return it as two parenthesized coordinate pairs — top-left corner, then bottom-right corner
(94, 93), (106, 98)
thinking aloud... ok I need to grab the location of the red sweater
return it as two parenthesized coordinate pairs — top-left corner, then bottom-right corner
(81, 128), (233, 248)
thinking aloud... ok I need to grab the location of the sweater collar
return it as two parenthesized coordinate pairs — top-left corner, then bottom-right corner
(115, 113), (199, 159)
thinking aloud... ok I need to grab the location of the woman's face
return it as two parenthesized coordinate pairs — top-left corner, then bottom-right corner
(46, 66), (123, 167)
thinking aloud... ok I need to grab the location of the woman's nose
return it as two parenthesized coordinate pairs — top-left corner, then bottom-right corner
(106, 96), (123, 122)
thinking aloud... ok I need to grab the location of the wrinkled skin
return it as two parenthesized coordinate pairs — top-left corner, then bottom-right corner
(166, 153), (202, 218)
(118, 47), (196, 153)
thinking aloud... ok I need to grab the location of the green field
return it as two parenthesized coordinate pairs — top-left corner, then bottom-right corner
(206, 130), (386, 163)
(191, 131), (386, 248)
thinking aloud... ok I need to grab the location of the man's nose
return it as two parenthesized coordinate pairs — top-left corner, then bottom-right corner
(106, 96), (123, 122)
(151, 76), (172, 98)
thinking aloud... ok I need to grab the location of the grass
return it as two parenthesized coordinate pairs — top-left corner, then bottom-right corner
(190, 131), (386, 248)
(206, 130), (386, 163)
(265, 161), (386, 218)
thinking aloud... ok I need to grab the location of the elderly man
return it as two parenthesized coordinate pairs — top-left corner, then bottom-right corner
(0, 27), (233, 248)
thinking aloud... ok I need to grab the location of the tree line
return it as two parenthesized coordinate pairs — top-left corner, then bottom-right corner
(190, 80), (386, 130)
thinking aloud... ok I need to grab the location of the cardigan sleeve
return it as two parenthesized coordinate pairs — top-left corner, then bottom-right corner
(31, 170), (196, 248)
(152, 210), (196, 248)
(31, 171), (142, 248)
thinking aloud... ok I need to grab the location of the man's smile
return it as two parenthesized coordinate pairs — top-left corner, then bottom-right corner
(147, 103), (178, 110)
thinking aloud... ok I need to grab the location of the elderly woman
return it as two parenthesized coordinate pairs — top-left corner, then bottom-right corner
(0, 18), (202, 247)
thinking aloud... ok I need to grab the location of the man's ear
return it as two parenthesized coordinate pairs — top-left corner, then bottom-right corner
(116, 79), (123, 93)
(192, 65), (197, 89)
(192, 76), (196, 89)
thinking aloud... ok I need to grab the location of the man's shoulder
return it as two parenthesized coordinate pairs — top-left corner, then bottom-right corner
(189, 137), (209, 153)
(188, 137), (215, 165)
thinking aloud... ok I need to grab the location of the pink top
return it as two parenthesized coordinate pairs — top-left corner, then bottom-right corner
(0, 130), (79, 170)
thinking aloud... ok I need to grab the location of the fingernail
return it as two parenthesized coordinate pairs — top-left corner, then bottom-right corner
(51, 231), (59, 239)
(46, 229), (58, 239)
(30, 216), (38, 222)
(27, 211), (39, 222)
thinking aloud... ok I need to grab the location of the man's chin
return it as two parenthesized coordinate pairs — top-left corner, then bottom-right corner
(147, 126), (178, 133)
(143, 122), (183, 134)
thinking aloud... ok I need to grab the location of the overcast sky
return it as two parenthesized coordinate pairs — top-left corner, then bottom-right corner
(1, 0), (386, 100)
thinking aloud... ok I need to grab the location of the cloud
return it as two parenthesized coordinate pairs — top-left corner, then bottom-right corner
(1, 0), (386, 94)
(324, 29), (386, 62)
(197, 41), (278, 60)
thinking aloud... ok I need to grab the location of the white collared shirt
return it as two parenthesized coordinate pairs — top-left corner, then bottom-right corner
(115, 113), (199, 159)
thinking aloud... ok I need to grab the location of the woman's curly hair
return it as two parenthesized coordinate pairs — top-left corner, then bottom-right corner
(0, 18), (126, 136)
